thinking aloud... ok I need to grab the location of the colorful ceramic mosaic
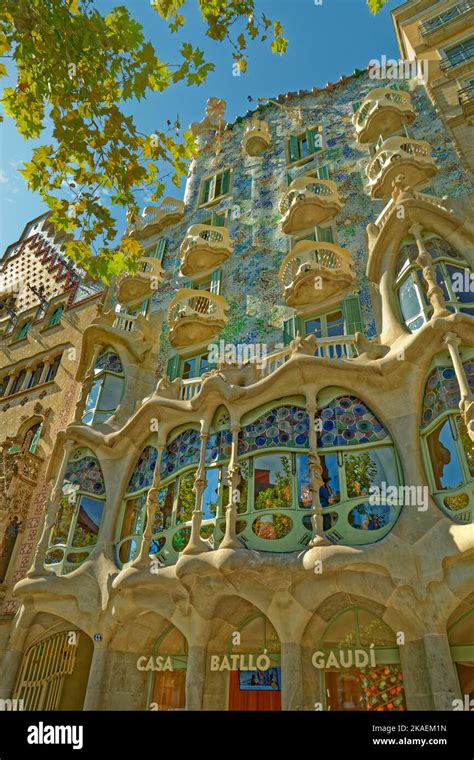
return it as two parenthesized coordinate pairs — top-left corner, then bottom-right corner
(126, 445), (158, 493)
(317, 396), (388, 448)
(160, 429), (201, 478)
(63, 450), (105, 495)
(95, 350), (123, 374)
(421, 362), (474, 428)
(238, 406), (309, 454)
(205, 429), (233, 463)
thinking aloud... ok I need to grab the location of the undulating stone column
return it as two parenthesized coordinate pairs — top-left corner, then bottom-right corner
(185, 643), (208, 710)
(423, 632), (460, 710)
(220, 422), (242, 550)
(182, 424), (211, 555)
(409, 223), (450, 318)
(38, 356), (53, 385)
(27, 438), (75, 577)
(398, 638), (434, 710)
(135, 441), (165, 568)
(444, 331), (474, 441)
(281, 641), (304, 711)
(306, 396), (326, 546)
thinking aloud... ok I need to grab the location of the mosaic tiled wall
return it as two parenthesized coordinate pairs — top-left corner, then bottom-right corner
(150, 70), (471, 375)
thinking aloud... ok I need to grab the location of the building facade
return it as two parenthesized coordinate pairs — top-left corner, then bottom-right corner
(0, 0), (473, 713)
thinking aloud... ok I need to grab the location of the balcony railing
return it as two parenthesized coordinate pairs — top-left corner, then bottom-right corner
(458, 84), (474, 117)
(180, 224), (232, 276)
(352, 88), (415, 144)
(440, 44), (474, 73)
(112, 312), (138, 333)
(167, 289), (229, 348)
(279, 176), (343, 234)
(242, 119), (272, 157)
(420, 1), (474, 37)
(278, 240), (355, 307)
(128, 198), (184, 239)
(366, 136), (437, 198)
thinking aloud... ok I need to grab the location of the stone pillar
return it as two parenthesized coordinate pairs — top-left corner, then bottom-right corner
(444, 331), (474, 441)
(220, 422), (242, 550)
(4, 373), (16, 397)
(182, 425), (211, 555)
(83, 643), (146, 711)
(185, 643), (208, 710)
(423, 632), (460, 710)
(21, 365), (35, 392)
(0, 649), (24, 700)
(135, 442), (165, 568)
(398, 639), (434, 710)
(410, 223), (450, 318)
(27, 438), (75, 577)
(38, 358), (52, 385)
(306, 396), (326, 546)
(281, 641), (304, 711)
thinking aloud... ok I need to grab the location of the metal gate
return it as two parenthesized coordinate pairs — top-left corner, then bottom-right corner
(13, 630), (78, 710)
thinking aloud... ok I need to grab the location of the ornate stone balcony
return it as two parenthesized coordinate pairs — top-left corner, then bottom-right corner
(419, 1), (474, 45)
(278, 241), (356, 308)
(127, 198), (184, 240)
(279, 176), (343, 234)
(167, 289), (229, 348)
(180, 225), (232, 277)
(366, 137), (437, 199)
(242, 119), (271, 156)
(352, 87), (416, 144)
(117, 256), (164, 305)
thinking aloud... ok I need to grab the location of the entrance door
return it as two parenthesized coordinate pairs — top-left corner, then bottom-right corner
(228, 670), (281, 711)
(152, 670), (186, 710)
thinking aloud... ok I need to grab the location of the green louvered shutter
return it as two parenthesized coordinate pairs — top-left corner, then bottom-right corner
(221, 169), (231, 196)
(153, 238), (168, 261)
(288, 135), (299, 163)
(213, 211), (227, 227)
(202, 177), (213, 204)
(166, 354), (180, 381)
(317, 164), (330, 180)
(210, 268), (222, 295)
(283, 315), (304, 345)
(307, 127), (321, 154)
(316, 225), (334, 243)
(342, 294), (364, 336)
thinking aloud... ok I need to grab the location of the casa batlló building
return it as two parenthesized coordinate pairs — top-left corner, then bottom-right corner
(0, 0), (473, 714)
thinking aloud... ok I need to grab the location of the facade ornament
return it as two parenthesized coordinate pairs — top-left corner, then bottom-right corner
(354, 333), (390, 360)
(155, 375), (182, 400)
(391, 174), (415, 204)
(290, 333), (317, 357)
(220, 424), (242, 550)
(182, 428), (211, 555)
(306, 397), (329, 546)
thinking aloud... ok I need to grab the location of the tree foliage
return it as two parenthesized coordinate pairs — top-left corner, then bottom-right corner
(0, 0), (287, 281)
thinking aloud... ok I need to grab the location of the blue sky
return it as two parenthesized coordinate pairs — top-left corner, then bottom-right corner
(0, 0), (400, 252)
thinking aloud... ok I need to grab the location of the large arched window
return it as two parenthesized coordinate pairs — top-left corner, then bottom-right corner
(82, 348), (124, 426)
(421, 356), (474, 522)
(149, 427), (202, 565)
(46, 448), (106, 574)
(147, 625), (188, 711)
(116, 444), (157, 566)
(395, 236), (474, 332)
(316, 607), (406, 711)
(235, 395), (402, 550)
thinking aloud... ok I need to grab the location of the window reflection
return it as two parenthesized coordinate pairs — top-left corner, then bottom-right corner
(427, 419), (464, 490)
(254, 454), (291, 511)
(319, 453), (340, 506)
(176, 472), (196, 524)
(344, 447), (397, 499)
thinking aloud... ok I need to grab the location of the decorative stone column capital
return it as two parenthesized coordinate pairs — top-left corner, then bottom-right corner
(443, 331), (461, 350)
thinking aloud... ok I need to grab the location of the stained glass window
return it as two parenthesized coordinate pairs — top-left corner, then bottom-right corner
(205, 429), (233, 463)
(317, 396), (388, 447)
(95, 350), (124, 374)
(63, 448), (105, 496)
(421, 362), (474, 428)
(160, 429), (201, 478)
(126, 445), (158, 493)
(238, 406), (309, 455)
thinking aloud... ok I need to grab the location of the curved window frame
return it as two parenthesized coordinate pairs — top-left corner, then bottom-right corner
(46, 449), (106, 575)
(420, 352), (474, 523)
(395, 237), (474, 333)
(116, 441), (158, 568)
(82, 348), (125, 426)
